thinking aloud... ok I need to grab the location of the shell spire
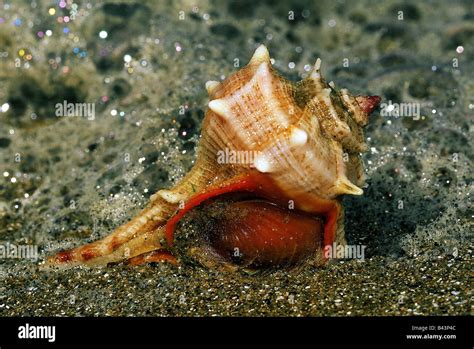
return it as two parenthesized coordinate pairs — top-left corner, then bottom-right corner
(356, 95), (381, 115)
(310, 58), (322, 80)
(305, 57), (327, 92)
(334, 177), (364, 196)
(205, 80), (220, 95)
(249, 44), (270, 65)
(289, 126), (308, 146)
(254, 154), (273, 173)
(208, 99), (233, 119)
(340, 89), (381, 126)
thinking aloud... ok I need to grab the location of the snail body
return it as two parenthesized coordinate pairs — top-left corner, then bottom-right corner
(193, 198), (324, 269)
(46, 45), (380, 271)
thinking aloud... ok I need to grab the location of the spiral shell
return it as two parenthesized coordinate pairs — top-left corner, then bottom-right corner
(46, 45), (380, 270)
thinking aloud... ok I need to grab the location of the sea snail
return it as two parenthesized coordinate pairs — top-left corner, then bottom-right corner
(46, 45), (380, 271)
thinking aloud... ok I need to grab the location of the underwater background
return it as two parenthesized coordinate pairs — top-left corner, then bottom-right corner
(0, 0), (472, 315)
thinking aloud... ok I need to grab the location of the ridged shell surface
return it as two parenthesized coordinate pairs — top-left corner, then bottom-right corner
(198, 45), (368, 205)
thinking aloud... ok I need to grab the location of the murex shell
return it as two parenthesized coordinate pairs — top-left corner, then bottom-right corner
(46, 45), (379, 269)
(205, 45), (366, 200)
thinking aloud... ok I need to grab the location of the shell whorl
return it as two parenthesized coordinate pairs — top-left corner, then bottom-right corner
(201, 45), (370, 202)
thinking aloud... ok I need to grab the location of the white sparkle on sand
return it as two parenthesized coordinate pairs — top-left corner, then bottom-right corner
(1, 102), (9, 112)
